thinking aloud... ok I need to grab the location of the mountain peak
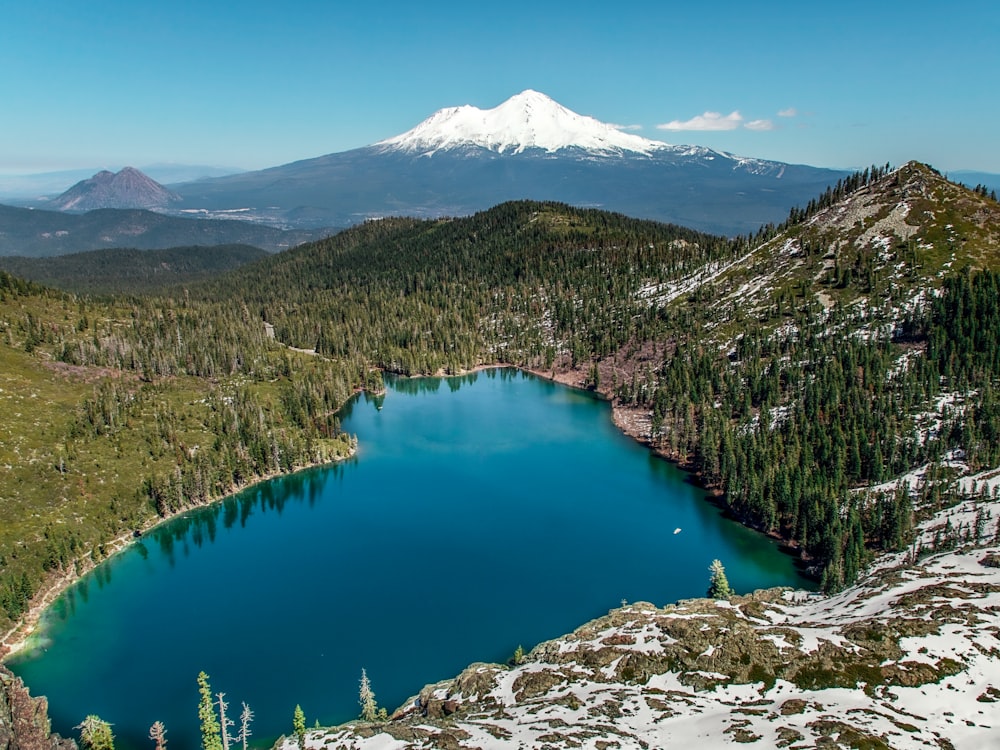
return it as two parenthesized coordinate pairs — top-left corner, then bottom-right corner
(501, 88), (561, 109)
(375, 90), (671, 157)
(51, 167), (181, 212)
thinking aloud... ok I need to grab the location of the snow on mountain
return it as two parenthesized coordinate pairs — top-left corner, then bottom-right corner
(376, 89), (674, 157)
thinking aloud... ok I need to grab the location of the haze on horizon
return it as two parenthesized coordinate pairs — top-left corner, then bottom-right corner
(2, 0), (998, 176)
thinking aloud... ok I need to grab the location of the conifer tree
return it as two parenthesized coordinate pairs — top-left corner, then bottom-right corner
(707, 559), (733, 599)
(234, 703), (253, 750)
(216, 692), (233, 750)
(197, 672), (223, 750)
(77, 715), (115, 750)
(359, 668), (378, 722)
(513, 644), (525, 664)
(292, 704), (306, 750)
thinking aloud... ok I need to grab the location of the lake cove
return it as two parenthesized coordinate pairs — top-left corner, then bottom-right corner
(9, 369), (809, 749)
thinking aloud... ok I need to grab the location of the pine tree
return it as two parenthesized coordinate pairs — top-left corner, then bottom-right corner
(707, 559), (733, 599)
(77, 715), (115, 750)
(512, 644), (525, 664)
(197, 672), (223, 750)
(292, 704), (306, 750)
(359, 668), (378, 722)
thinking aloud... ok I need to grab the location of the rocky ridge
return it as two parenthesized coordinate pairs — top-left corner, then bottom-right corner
(634, 162), (1000, 333)
(0, 667), (74, 750)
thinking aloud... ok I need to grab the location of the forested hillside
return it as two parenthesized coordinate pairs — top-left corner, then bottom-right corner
(0, 270), (360, 637)
(2, 161), (999, 647)
(197, 162), (1000, 589)
(200, 205), (741, 373)
(0, 244), (268, 295)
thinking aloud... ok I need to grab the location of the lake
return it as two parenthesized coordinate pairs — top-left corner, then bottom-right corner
(9, 369), (808, 748)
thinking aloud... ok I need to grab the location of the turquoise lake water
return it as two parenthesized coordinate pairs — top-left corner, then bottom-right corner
(9, 369), (808, 748)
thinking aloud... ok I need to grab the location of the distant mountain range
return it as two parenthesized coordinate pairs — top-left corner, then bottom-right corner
(168, 90), (850, 236)
(950, 170), (1000, 194)
(0, 203), (331, 257)
(6, 91), (998, 253)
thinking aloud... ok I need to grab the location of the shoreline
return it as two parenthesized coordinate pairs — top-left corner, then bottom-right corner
(0, 451), (355, 661)
(2, 361), (792, 660)
(513, 362), (810, 565)
(426, 361), (695, 465)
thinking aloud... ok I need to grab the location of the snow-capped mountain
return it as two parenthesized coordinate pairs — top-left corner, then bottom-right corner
(52, 167), (181, 211)
(375, 90), (788, 176)
(376, 89), (670, 157)
(171, 92), (847, 236)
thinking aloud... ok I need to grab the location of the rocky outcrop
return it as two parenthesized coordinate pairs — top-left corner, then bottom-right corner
(0, 667), (76, 750)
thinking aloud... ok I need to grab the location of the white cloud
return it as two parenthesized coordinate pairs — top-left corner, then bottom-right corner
(610, 123), (644, 132)
(778, 107), (798, 118)
(745, 119), (775, 131)
(657, 111), (743, 132)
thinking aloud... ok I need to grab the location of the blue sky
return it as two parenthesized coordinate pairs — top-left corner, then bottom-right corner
(2, 0), (998, 175)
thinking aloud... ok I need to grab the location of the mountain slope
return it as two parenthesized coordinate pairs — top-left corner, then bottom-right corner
(0, 203), (332, 257)
(664, 161), (1000, 324)
(171, 91), (846, 236)
(50, 167), (181, 211)
(0, 267), (362, 647)
(598, 163), (1000, 587)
